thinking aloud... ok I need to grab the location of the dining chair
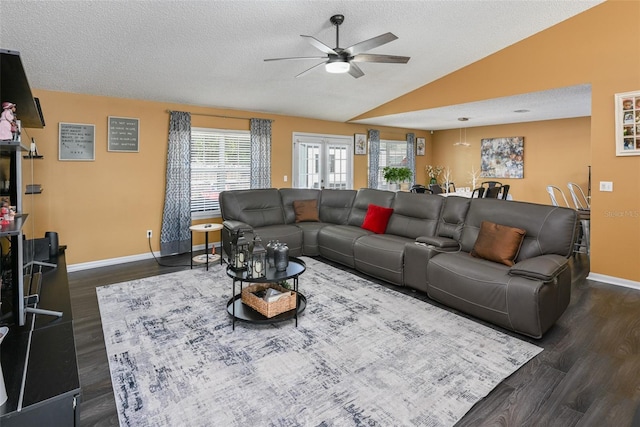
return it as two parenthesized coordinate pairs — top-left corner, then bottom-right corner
(481, 181), (502, 189)
(546, 185), (570, 207)
(484, 186), (502, 198)
(547, 185), (589, 255)
(470, 187), (485, 198)
(429, 184), (443, 194)
(410, 184), (430, 194)
(499, 184), (510, 200)
(567, 182), (590, 210)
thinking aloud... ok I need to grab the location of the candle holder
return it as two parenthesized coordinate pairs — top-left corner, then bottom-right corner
(230, 231), (250, 271)
(250, 236), (266, 278)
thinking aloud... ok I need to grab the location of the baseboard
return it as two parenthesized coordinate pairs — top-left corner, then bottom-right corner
(67, 243), (221, 272)
(587, 272), (640, 291)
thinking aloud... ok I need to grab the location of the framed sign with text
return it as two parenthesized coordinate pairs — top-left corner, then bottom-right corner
(59, 122), (95, 161)
(108, 116), (139, 152)
(614, 90), (640, 156)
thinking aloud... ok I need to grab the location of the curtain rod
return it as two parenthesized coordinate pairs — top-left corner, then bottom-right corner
(166, 110), (274, 122)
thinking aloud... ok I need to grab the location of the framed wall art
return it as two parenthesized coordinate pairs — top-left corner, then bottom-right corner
(614, 90), (640, 156)
(59, 122), (95, 161)
(354, 133), (367, 155)
(108, 116), (140, 152)
(416, 137), (425, 156)
(480, 136), (524, 178)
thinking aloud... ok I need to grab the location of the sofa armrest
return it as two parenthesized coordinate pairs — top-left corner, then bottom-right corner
(509, 255), (568, 281)
(415, 235), (460, 250)
(222, 220), (253, 233)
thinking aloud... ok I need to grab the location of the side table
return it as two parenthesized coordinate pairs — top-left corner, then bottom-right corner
(189, 223), (224, 271)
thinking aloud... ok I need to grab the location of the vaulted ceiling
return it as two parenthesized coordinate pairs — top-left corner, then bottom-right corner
(0, 1), (602, 130)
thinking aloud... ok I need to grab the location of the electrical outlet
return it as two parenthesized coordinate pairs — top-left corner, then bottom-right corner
(146, 230), (152, 238)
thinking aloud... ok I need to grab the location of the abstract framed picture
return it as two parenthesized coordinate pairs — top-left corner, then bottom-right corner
(614, 90), (640, 156)
(480, 136), (524, 178)
(416, 137), (425, 156)
(354, 133), (367, 155)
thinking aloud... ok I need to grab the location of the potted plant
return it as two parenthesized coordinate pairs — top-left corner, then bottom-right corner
(383, 166), (413, 190)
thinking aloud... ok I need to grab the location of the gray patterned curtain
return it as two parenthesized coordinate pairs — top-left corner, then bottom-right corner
(250, 118), (272, 188)
(406, 133), (416, 186)
(368, 129), (380, 189)
(160, 111), (191, 255)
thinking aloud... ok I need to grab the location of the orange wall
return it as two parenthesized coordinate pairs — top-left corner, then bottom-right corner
(430, 118), (591, 205)
(356, 0), (640, 282)
(21, 90), (428, 265)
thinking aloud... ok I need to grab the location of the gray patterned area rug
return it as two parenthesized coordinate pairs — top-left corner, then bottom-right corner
(97, 257), (542, 427)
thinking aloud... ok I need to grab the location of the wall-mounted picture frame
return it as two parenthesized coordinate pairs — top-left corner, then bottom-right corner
(480, 136), (524, 178)
(59, 122), (95, 161)
(614, 90), (640, 156)
(354, 133), (367, 155)
(416, 137), (425, 156)
(108, 116), (140, 152)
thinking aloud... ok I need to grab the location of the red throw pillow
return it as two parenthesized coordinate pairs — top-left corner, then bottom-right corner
(361, 204), (394, 234)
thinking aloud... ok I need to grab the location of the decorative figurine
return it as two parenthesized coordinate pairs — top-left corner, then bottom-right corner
(0, 102), (17, 141)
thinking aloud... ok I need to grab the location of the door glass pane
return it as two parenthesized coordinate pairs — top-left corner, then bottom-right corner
(296, 142), (321, 189)
(326, 144), (348, 189)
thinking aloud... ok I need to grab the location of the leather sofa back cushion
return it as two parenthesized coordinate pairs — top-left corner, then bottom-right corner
(280, 188), (320, 224)
(219, 189), (284, 227)
(293, 199), (320, 222)
(361, 204), (394, 234)
(348, 188), (395, 227)
(470, 220), (526, 266)
(319, 189), (357, 224)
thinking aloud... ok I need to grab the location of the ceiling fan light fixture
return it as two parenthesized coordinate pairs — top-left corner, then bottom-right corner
(325, 60), (350, 74)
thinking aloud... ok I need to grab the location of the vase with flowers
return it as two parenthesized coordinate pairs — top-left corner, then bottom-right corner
(426, 165), (444, 185)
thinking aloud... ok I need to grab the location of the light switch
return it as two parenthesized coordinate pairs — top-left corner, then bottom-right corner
(284, 175), (288, 182)
(599, 181), (613, 192)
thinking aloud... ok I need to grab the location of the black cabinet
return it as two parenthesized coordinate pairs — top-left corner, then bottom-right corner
(0, 49), (80, 425)
(0, 254), (81, 426)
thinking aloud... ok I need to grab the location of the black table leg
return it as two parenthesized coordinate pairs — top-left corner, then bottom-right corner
(205, 232), (209, 271)
(190, 231), (193, 269)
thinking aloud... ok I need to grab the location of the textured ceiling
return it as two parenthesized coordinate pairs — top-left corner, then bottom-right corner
(0, 0), (602, 130)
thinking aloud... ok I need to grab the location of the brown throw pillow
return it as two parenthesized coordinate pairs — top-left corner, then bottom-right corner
(471, 221), (526, 266)
(293, 199), (319, 222)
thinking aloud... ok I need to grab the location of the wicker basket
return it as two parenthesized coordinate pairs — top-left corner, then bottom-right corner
(241, 283), (296, 318)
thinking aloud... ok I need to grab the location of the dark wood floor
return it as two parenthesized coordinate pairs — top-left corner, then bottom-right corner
(68, 252), (640, 426)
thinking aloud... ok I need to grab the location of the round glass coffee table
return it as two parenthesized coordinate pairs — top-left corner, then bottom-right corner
(226, 257), (307, 330)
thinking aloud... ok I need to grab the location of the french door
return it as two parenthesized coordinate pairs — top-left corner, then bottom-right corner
(292, 133), (353, 189)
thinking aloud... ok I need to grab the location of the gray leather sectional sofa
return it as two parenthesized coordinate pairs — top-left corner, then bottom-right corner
(220, 188), (578, 338)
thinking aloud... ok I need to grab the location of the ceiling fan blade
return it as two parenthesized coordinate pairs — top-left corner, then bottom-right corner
(264, 56), (327, 62)
(296, 61), (328, 78)
(348, 62), (364, 79)
(301, 35), (338, 55)
(344, 32), (398, 56)
(352, 54), (410, 64)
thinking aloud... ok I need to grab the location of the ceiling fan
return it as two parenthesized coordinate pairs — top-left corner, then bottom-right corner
(264, 14), (410, 78)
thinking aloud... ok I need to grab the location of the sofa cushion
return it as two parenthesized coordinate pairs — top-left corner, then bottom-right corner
(279, 188), (321, 224)
(347, 188), (395, 227)
(219, 189), (284, 227)
(354, 234), (412, 286)
(293, 199), (319, 222)
(461, 199), (578, 261)
(319, 189), (357, 224)
(361, 204), (394, 234)
(471, 221), (526, 266)
(386, 192), (443, 239)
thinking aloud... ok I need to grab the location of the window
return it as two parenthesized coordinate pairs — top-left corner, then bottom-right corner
(378, 139), (408, 190)
(292, 133), (353, 190)
(191, 128), (250, 216)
